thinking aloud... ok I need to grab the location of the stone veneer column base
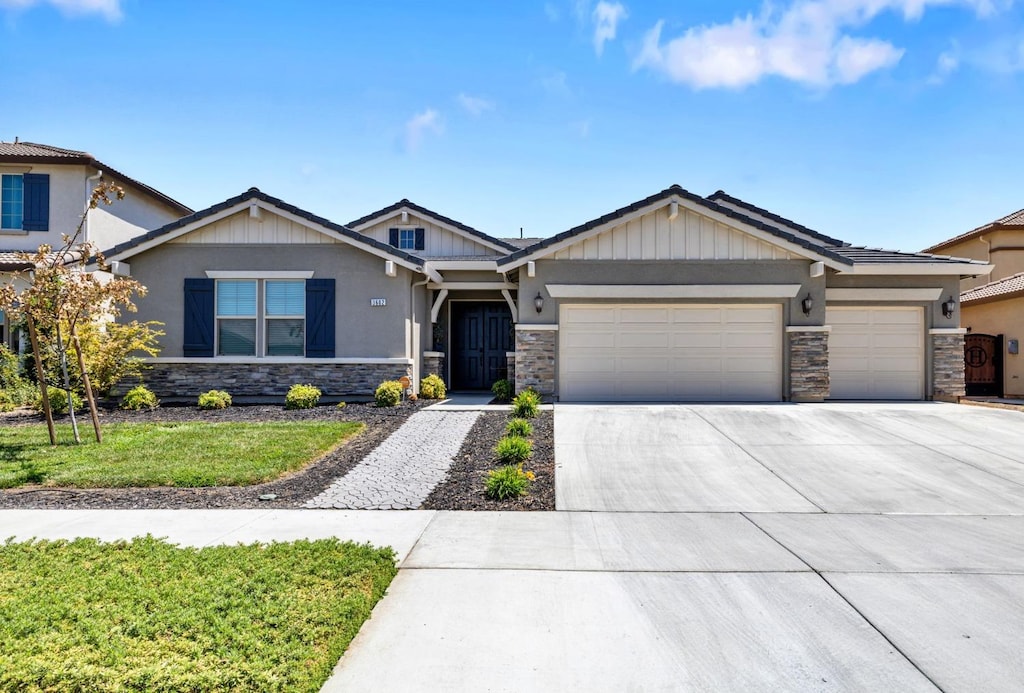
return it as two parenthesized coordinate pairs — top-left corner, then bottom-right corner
(931, 331), (966, 402)
(515, 328), (556, 398)
(788, 328), (830, 402)
(123, 361), (411, 401)
(505, 351), (516, 386)
(422, 351), (445, 385)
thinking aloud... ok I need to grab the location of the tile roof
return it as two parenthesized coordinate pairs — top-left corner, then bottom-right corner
(961, 272), (1024, 304)
(101, 188), (427, 266)
(501, 237), (545, 249)
(0, 140), (192, 215)
(0, 251), (33, 271)
(705, 190), (849, 247)
(347, 199), (519, 252)
(923, 207), (1024, 253)
(832, 246), (988, 265)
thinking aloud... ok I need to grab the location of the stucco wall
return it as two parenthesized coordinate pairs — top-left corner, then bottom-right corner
(934, 230), (1020, 291)
(127, 243), (415, 358)
(88, 178), (186, 251)
(962, 296), (1024, 397)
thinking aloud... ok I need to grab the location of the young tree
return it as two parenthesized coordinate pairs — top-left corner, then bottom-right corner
(0, 182), (149, 444)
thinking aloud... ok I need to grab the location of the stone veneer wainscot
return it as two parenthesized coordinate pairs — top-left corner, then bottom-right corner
(787, 328), (830, 402)
(515, 326), (556, 397)
(129, 361), (411, 399)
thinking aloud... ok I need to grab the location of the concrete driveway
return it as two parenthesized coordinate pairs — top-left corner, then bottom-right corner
(323, 402), (1024, 691)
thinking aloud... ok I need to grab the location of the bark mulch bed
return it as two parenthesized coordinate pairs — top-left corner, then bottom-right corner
(422, 409), (554, 511)
(0, 401), (426, 510)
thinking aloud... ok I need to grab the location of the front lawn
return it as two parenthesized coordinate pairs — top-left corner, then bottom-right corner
(0, 536), (396, 692)
(0, 421), (363, 488)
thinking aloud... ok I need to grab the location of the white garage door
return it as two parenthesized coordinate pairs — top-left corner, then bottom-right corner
(827, 306), (924, 400)
(559, 304), (782, 402)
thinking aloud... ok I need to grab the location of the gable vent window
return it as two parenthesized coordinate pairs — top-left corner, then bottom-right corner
(388, 227), (425, 251)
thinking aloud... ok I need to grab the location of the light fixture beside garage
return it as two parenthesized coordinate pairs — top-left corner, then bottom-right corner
(534, 292), (544, 313)
(801, 293), (813, 316)
(942, 295), (955, 319)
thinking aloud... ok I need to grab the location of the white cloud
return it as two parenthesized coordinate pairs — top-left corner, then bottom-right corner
(404, 109), (442, 152)
(540, 69), (573, 96)
(927, 43), (961, 84)
(592, 1), (627, 56)
(0, 0), (122, 21)
(456, 93), (495, 116)
(633, 0), (1007, 90)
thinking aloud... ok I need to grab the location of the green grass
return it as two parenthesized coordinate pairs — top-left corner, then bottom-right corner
(0, 536), (397, 692)
(0, 421), (363, 488)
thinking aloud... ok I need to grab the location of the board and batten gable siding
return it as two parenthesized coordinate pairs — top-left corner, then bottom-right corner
(359, 213), (499, 257)
(549, 207), (800, 262)
(169, 209), (337, 245)
(126, 242), (414, 358)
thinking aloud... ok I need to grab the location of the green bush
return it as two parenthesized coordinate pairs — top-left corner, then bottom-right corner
(491, 378), (513, 403)
(0, 344), (21, 390)
(120, 385), (159, 411)
(419, 373), (446, 399)
(286, 384), (322, 410)
(495, 435), (533, 465)
(197, 389), (232, 410)
(33, 386), (83, 415)
(485, 464), (534, 500)
(336, 401), (347, 409)
(375, 380), (403, 407)
(512, 388), (541, 418)
(506, 418), (533, 437)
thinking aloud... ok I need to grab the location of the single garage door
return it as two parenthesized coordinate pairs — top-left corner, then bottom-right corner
(827, 306), (924, 400)
(559, 304), (782, 402)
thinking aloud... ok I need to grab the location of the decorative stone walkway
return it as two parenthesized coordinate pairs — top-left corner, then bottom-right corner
(304, 410), (481, 510)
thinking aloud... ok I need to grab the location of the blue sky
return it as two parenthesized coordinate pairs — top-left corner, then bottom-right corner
(1, 0), (1022, 251)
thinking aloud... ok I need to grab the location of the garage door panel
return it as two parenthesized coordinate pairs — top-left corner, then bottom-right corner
(564, 307), (617, 323)
(560, 303), (782, 402)
(827, 306), (923, 400)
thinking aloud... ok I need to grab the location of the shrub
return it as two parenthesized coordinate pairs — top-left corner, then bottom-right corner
(336, 401), (347, 409)
(120, 385), (159, 411)
(0, 344), (21, 390)
(286, 384), (321, 410)
(33, 386), (83, 415)
(511, 388), (541, 418)
(491, 378), (512, 403)
(495, 435), (533, 465)
(375, 380), (403, 407)
(485, 464), (534, 500)
(505, 418), (533, 437)
(198, 390), (232, 410)
(419, 373), (446, 399)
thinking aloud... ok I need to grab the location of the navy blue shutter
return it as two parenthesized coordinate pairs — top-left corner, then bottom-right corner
(183, 278), (215, 357)
(388, 228), (399, 247)
(22, 174), (49, 231)
(414, 227), (425, 250)
(305, 278), (336, 357)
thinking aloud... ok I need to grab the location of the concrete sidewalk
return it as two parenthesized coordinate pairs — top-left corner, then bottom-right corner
(4, 508), (1023, 691)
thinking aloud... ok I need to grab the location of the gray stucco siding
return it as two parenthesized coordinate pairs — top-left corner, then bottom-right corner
(127, 243), (414, 358)
(824, 271), (964, 329)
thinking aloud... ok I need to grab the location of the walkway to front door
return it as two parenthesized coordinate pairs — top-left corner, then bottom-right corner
(450, 303), (512, 390)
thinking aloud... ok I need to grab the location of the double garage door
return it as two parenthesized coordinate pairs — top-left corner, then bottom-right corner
(558, 303), (925, 402)
(559, 304), (782, 402)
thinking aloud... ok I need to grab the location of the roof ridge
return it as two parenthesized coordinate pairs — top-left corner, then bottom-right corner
(346, 199), (519, 252)
(706, 190), (849, 247)
(923, 206), (1024, 253)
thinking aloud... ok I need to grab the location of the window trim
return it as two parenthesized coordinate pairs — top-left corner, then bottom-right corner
(398, 228), (416, 250)
(264, 279), (306, 357)
(213, 277), (309, 358)
(1, 173), (24, 231)
(215, 279), (258, 357)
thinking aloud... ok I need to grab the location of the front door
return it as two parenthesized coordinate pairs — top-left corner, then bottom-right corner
(451, 303), (513, 390)
(965, 333), (1002, 397)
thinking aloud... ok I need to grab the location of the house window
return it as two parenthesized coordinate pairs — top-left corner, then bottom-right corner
(215, 279), (305, 357)
(265, 280), (305, 356)
(216, 280), (257, 356)
(398, 228), (416, 250)
(1, 175), (24, 230)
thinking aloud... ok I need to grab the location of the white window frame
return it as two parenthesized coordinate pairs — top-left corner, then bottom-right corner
(1, 174), (24, 231)
(208, 273), (313, 358)
(264, 279), (306, 357)
(398, 228), (416, 250)
(215, 279), (258, 357)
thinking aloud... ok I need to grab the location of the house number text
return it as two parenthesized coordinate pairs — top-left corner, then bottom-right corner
(370, 298), (387, 307)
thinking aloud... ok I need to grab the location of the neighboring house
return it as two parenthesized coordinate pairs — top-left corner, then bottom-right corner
(101, 184), (988, 403)
(0, 140), (192, 349)
(923, 209), (1024, 397)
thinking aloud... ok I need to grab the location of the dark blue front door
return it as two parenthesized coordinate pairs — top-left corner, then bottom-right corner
(452, 303), (513, 390)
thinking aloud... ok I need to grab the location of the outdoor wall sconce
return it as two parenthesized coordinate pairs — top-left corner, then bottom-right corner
(534, 292), (544, 313)
(801, 293), (813, 316)
(942, 295), (955, 319)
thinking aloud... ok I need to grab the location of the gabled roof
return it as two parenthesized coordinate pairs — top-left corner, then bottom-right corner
(923, 207), (1024, 253)
(0, 140), (192, 216)
(101, 188), (427, 269)
(347, 198), (519, 252)
(961, 272), (1024, 305)
(498, 185), (857, 268)
(706, 190), (849, 247)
